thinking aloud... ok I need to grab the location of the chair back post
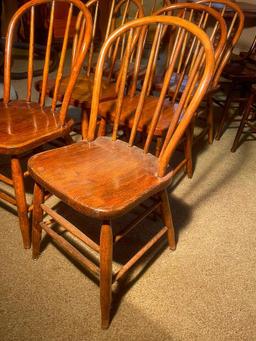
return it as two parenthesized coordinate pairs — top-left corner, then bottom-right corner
(88, 16), (215, 175)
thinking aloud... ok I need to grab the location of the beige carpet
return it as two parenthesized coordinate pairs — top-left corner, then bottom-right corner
(0, 76), (256, 340)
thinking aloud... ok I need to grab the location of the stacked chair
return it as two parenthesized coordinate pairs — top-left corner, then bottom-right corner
(196, 0), (244, 142)
(35, 0), (145, 137)
(0, 0), (248, 330)
(231, 83), (256, 152)
(97, 2), (227, 178)
(195, 0), (245, 141)
(215, 33), (256, 141)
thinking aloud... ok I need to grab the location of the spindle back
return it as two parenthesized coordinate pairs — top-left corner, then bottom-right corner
(4, 0), (92, 125)
(88, 16), (215, 176)
(196, 0), (244, 84)
(154, 2), (227, 88)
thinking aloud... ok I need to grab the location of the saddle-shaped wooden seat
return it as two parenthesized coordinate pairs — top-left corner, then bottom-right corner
(29, 136), (173, 218)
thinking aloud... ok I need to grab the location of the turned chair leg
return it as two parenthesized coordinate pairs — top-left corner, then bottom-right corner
(32, 183), (44, 259)
(184, 124), (193, 179)
(11, 157), (30, 249)
(207, 96), (214, 144)
(231, 89), (255, 153)
(100, 221), (113, 329)
(216, 84), (234, 140)
(160, 190), (176, 250)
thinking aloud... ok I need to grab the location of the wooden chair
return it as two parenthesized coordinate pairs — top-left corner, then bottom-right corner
(194, 0), (244, 140)
(231, 83), (256, 152)
(98, 2), (227, 177)
(153, 2), (228, 144)
(35, 0), (144, 137)
(0, 0), (92, 249)
(215, 34), (256, 140)
(230, 33), (256, 63)
(28, 16), (214, 328)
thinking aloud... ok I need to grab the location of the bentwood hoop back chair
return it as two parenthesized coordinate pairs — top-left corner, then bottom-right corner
(152, 2), (227, 149)
(98, 2), (226, 177)
(35, 0), (144, 138)
(195, 0), (244, 140)
(28, 16), (214, 328)
(0, 0), (92, 249)
(196, 0), (244, 88)
(154, 2), (227, 144)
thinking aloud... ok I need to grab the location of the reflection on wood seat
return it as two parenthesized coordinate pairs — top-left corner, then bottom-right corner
(100, 96), (176, 136)
(0, 101), (73, 154)
(35, 75), (117, 109)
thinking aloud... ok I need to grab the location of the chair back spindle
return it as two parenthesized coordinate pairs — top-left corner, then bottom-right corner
(27, 6), (35, 102)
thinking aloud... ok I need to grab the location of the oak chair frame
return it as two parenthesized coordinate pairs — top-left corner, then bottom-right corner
(0, 0), (92, 248)
(29, 16), (214, 329)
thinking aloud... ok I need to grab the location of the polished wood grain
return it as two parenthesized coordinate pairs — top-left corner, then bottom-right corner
(29, 137), (174, 218)
(0, 0), (92, 248)
(29, 16), (214, 328)
(0, 101), (73, 155)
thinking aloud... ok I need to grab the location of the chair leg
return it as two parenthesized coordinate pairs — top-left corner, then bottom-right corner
(215, 85), (234, 140)
(231, 91), (254, 153)
(184, 124), (193, 179)
(160, 190), (176, 251)
(11, 157), (30, 249)
(32, 183), (44, 259)
(207, 96), (214, 144)
(100, 221), (113, 329)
